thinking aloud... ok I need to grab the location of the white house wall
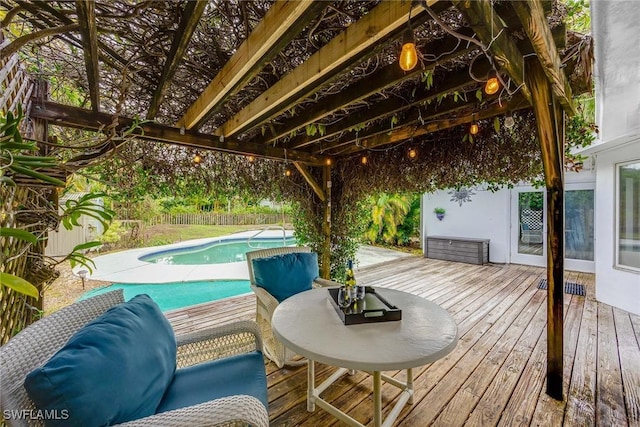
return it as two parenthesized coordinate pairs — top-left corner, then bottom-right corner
(586, 0), (640, 315)
(421, 169), (596, 267)
(422, 187), (510, 263)
(592, 140), (640, 315)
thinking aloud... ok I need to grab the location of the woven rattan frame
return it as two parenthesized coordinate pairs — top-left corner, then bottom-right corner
(0, 290), (269, 427)
(246, 247), (339, 368)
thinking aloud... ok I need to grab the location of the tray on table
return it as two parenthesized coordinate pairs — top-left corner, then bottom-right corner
(328, 286), (402, 325)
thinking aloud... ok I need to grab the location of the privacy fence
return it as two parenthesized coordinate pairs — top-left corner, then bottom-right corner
(124, 213), (291, 226)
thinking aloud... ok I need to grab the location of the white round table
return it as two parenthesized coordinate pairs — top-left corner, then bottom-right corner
(272, 287), (458, 427)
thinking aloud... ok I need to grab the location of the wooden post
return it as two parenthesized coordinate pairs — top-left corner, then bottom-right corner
(322, 165), (332, 279)
(526, 59), (565, 400)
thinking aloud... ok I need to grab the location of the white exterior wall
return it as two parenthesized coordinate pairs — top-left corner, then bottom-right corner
(422, 187), (510, 263)
(586, 0), (640, 315)
(592, 140), (640, 315)
(422, 169), (595, 267)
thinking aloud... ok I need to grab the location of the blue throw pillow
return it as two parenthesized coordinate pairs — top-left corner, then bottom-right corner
(252, 252), (319, 302)
(24, 294), (177, 427)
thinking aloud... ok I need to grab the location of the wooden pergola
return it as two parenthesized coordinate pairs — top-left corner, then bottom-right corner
(1, 0), (588, 400)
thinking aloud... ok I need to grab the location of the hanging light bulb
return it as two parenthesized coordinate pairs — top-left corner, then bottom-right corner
(504, 112), (515, 129)
(193, 153), (202, 164)
(470, 121), (479, 135)
(485, 70), (500, 95)
(326, 158), (332, 166)
(399, 28), (418, 72)
(247, 155), (255, 162)
(361, 155), (368, 165)
(408, 148), (417, 159)
(284, 168), (292, 177)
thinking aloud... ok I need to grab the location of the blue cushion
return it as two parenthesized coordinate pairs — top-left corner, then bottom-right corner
(24, 295), (176, 427)
(156, 351), (268, 413)
(252, 252), (318, 302)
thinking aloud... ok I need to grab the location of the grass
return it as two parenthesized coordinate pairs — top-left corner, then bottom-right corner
(138, 224), (283, 247)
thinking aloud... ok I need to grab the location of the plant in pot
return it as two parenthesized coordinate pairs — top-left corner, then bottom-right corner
(434, 207), (446, 221)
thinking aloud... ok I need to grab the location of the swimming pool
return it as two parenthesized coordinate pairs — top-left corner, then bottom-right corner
(82, 230), (296, 311)
(140, 237), (296, 265)
(81, 280), (251, 312)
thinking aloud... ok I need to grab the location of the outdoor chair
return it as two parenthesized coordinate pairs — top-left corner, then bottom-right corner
(246, 246), (339, 368)
(520, 209), (544, 244)
(0, 290), (269, 427)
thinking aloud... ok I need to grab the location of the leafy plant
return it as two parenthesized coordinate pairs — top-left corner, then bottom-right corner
(434, 207), (446, 214)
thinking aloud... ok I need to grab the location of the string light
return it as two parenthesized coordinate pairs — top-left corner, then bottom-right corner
(485, 70), (500, 95)
(361, 155), (368, 165)
(408, 148), (417, 159)
(284, 168), (292, 177)
(470, 121), (479, 135)
(399, 28), (418, 71)
(247, 155), (255, 162)
(193, 153), (202, 164)
(326, 158), (332, 166)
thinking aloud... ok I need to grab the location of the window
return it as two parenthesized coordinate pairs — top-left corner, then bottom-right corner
(617, 161), (640, 270)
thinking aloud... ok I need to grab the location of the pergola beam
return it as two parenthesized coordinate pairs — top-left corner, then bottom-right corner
(216, 0), (439, 139)
(526, 58), (565, 401)
(286, 59), (491, 150)
(263, 29), (475, 145)
(177, 0), (325, 130)
(30, 101), (328, 165)
(334, 93), (527, 156)
(511, 0), (575, 114)
(452, 0), (532, 104)
(75, 0), (100, 112)
(293, 162), (326, 202)
(146, 1), (207, 120)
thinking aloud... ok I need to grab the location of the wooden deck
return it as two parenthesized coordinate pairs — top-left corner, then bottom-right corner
(165, 257), (640, 426)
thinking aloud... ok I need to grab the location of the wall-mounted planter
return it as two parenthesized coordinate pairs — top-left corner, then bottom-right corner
(436, 213), (445, 221)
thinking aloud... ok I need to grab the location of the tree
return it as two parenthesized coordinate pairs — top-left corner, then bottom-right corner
(366, 193), (411, 245)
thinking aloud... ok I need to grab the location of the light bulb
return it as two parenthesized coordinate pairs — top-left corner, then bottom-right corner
(470, 122), (479, 135)
(247, 155), (255, 162)
(408, 148), (417, 159)
(504, 114), (515, 129)
(361, 155), (368, 165)
(485, 73), (500, 95)
(399, 29), (418, 71)
(193, 154), (202, 164)
(285, 169), (292, 177)
(326, 158), (332, 166)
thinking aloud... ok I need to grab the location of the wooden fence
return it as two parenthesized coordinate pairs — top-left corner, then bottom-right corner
(133, 213), (291, 226)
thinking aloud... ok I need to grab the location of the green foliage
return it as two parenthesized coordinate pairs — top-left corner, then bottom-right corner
(434, 207), (446, 214)
(97, 220), (127, 244)
(563, 0), (591, 33)
(365, 193), (411, 245)
(1, 106), (65, 187)
(61, 192), (115, 231)
(0, 272), (39, 299)
(565, 103), (597, 171)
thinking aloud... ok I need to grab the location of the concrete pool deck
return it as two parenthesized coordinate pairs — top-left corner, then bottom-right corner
(84, 230), (414, 284)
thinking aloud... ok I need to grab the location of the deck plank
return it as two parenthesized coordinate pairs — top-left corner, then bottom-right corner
(162, 257), (640, 427)
(596, 304), (629, 426)
(612, 307), (640, 426)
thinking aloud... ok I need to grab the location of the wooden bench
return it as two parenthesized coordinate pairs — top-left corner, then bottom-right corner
(426, 236), (490, 265)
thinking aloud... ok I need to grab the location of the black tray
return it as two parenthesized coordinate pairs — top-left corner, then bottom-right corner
(328, 286), (402, 325)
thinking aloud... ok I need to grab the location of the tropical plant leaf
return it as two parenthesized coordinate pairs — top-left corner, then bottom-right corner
(0, 227), (38, 244)
(0, 272), (39, 299)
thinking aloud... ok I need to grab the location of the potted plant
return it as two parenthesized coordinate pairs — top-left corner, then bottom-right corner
(434, 207), (446, 221)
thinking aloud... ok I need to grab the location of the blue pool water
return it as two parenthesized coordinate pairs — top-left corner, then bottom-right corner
(140, 237), (296, 265)
(81, 280), (251, 312)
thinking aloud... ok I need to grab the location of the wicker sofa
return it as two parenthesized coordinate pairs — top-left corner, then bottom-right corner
(0, 290), (269, 427)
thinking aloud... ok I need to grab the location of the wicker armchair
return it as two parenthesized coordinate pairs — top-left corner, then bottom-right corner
(246, 246), (339, 368)
(0, 290), (269, 427)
